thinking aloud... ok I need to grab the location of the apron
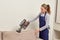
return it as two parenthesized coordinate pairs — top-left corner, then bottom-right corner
(39, 13), (49, 40)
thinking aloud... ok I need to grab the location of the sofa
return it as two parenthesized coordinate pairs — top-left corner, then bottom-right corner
(0, 30), (43, 40)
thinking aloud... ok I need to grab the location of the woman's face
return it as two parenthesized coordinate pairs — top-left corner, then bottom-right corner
(41, 7), (47, 13)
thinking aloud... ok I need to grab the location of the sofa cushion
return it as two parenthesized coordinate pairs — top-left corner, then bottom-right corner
(3, 30), (37, 40)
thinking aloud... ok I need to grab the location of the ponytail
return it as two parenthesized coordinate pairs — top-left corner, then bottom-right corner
(41, 4), (51, 14)
(47, 5), (51, 14)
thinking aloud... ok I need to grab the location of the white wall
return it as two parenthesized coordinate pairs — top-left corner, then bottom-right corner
(0, 0), (40, 31)
(0, 0), (56, 40)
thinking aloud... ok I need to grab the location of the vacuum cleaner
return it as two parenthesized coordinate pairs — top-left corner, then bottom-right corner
(16, 19), (30, 33)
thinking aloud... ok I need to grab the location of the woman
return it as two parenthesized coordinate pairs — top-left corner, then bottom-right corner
(29, 4), (51, 40)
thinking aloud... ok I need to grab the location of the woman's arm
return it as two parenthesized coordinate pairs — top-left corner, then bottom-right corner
(29, 14), (40, 22)
(39, 14), (50, 31)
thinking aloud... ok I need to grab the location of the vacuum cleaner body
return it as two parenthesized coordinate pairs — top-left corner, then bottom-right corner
(16, 19), (30, 33)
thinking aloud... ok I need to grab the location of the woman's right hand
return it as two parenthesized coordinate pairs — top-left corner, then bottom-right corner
(24, 21), (30, 26)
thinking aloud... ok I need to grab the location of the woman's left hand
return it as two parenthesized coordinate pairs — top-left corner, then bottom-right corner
(35, 29), (40, 35)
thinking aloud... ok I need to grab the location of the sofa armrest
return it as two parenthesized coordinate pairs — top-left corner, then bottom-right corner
(0, 32), (2, 40)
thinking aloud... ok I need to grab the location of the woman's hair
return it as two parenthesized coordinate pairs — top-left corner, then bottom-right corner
(41, 4), (51, 14)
